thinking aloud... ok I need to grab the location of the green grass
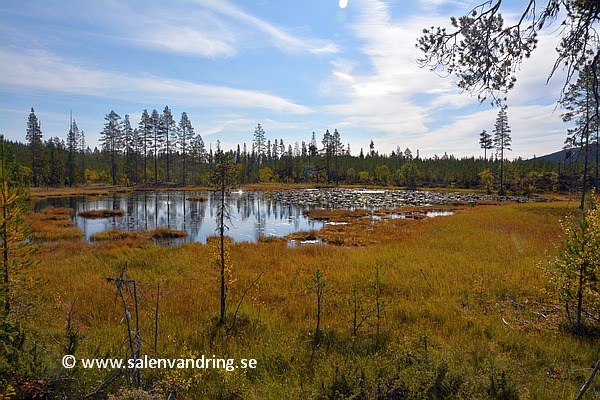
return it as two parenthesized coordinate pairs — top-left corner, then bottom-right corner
(10, 200), (599, 399)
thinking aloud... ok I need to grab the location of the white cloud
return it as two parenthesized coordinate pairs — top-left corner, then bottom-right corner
(202, 0), (339, 56)
(0, 49), (313, 115)
(136, 26), (237, 59)
(319, 0), (569, 158)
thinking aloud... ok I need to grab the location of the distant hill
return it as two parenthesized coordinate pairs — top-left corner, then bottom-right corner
(532, 143), (598, 163)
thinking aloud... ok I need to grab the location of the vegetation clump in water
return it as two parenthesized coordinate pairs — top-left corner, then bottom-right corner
(78, 209), (125, 218)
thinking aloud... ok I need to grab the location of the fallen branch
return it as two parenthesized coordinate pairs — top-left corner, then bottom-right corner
(576, 357), (600, 400)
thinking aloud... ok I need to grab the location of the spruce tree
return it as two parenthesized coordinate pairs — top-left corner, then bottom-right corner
(25, 108), (44, 187)
(67, 115), (79, 187)
(253, 123), (266, 165)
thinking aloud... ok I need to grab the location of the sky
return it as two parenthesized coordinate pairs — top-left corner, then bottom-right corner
(0, 0), (575, 159)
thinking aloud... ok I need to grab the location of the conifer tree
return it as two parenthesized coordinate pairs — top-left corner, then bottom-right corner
(67, 115), (79, 187)
(79, 129), (86, 184)
(178, 112), (195, 186)
(100, 110), (123, 185)
(253, 123), (266, 165)
(560, 64), (599, 209)
(138, 109), (152, 183)
(322, 129), (333, 182)
(332, 129), (344, 184)
(150, 109), (161, 184)
(25, 108), (44, 187)
(122, 114), (135, 185)
(479, 129), (493, 160)
(160, 106), (176, 182)
(493, 106), (512, 195)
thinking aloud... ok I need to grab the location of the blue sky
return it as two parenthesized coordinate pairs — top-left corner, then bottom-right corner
(0, 0), (571, 159)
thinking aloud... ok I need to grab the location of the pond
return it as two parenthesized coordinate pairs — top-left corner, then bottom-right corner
(33, 190), (325, 243)
(33, 188), (524, 244)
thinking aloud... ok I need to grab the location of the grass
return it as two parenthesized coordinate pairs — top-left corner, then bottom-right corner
(90, 229), (140, 241)
(12, 200), (600, 398)
(90, 228), (187, 242)
(78, 209), (125, 218)
(29, 185), (118, 198)
(26, 207), (84, 241)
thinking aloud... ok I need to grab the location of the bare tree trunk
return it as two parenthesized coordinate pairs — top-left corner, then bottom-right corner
(219, 165), (226, 326)
(576, 357), (600, 400)
(580, 129), (590, 210)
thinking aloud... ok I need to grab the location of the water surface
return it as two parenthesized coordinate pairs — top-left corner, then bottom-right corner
(34, 190), (324, 243)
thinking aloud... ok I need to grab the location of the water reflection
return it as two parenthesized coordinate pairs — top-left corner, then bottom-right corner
(33, 191), (324, 243)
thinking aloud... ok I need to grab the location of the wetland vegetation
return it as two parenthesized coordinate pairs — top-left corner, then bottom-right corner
(1, 179), (598, 399)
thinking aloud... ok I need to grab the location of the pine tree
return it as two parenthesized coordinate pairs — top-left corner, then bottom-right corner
(322, 129), (333, 182)
(332, 129), (344, 185)
(160, 106), (176, 182)
(138, 109), (152, 183)
(150, 109), (161, 184)
(479, 129), (493, 160)
(100, 110), (123, 186)
(493, 106), (512, 196)
(25, 108), (44, 187)
(122, 114), (135, 185)
(560, 64), (599, 209)
(178, 112), (194, 186)
(1, 134), (37, 315)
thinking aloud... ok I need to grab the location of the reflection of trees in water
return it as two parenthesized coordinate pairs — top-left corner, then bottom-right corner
(33, 190), (320, 243)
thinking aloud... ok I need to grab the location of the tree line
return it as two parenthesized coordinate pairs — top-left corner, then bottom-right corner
(0, 103), (592, 196)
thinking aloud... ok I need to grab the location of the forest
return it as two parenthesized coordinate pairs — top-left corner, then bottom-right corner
(7, 106), (599, 196)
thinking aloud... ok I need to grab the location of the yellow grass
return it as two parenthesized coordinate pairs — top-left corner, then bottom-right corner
(26, 207), (84, 241)
(18, 200), (600, 398)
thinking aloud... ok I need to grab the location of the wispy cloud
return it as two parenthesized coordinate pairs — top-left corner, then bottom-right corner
(202, 0), (339, 55)
(0, 49), (314, 115)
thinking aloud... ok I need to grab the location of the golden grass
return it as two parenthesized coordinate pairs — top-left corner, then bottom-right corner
(21, 200), (599, 398)
(90, 228), (187, 242)
(90, 229), (140, 241)
(26, 207), (84, 241)
(28, 185), (117, 198)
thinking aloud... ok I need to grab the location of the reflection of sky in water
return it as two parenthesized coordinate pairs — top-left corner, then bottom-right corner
(33, 191), (324, 243)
